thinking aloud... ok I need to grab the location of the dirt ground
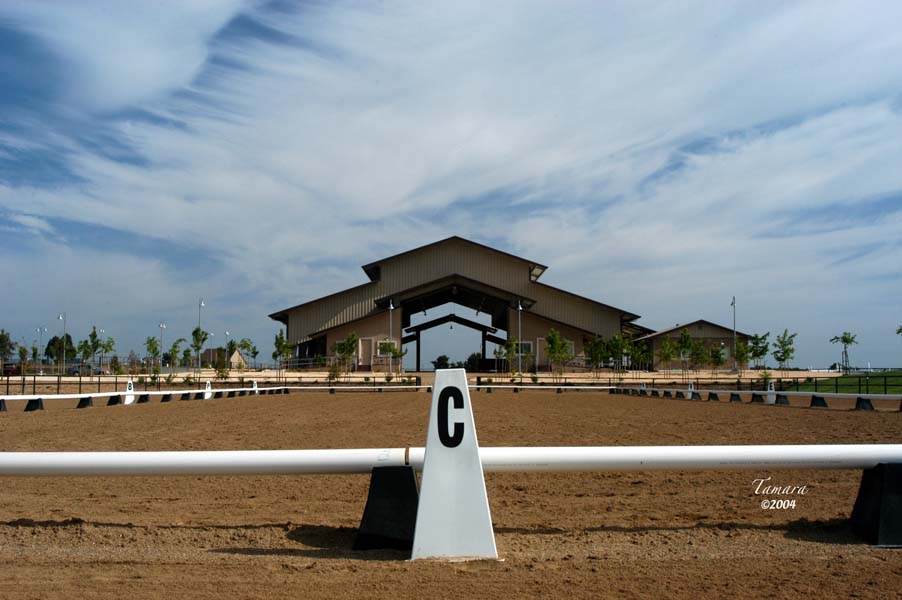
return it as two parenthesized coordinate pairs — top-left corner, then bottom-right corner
(0, 389), (900, 599)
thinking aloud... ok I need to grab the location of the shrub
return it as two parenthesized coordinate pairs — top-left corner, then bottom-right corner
(531, 374), (538, 383)
(385, 374), (394, 383)
(182, 374), (194, 385)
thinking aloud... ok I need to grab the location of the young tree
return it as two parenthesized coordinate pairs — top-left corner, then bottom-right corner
(608, 334), (625, 374)
(829, 331), (857, 374)
(144, 336), (161, 375)
(658, 338), (677, 372)
(181, 348), (193, 368)
(772, 329), (797, 373)
(545, 328), (574, 383)
(584, 336), (608, 378)
(749, 332), (770, 369)
(431, 355), (451, 370)
(192, 326), (210, 372)
(77, 339), (92, 371)
(677, 330), (693, 372)
(18, 344), (29, 374)
(238, 338), (253, 369)
(689, 339), (708, 374)
(710, 345), (725, 373)
(88, 326), (101, 380)
(226, 338), (239, 371)
(0, 329), (15, 375)
(735, 341), (750, 377)
(168, 337), (187, 372)
(632, 340), (650, 372)
(377, 338), (406, 374)
(100, 337), (115, 375)
(334, 332), (360, 379)
(464, 352), (482, 372)
(503, 337), (519, 377)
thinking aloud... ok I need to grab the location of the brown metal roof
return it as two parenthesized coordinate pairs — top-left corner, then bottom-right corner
(635, 319), (750, 341)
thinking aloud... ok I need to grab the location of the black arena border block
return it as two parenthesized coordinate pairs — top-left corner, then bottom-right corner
(194, 392), (205, 400)
(675, 391), (686, 399)
(651, 390), (660, 397)
(730, 393), (743, 402)
(691, 391), (703, 401)
(0, 398), (7, 412)
(639, 389), (648, 396)
(25, 398), (45, 412)
(810, 395), (828, 408)
(137, 394), (150, 404)
(107, 395), (122, 406)
(426, 386), (433, 393)
(850, 463), (902, 547)
(486, 386), (493, 394)
(663, 390), (673, 398)
(708, 392), (720, 401)
(180, 393), (191, 401)
(77, 396), (94, 408)
(775, 394), (790, 406)
(238, 390), (247, 397)
(227, 391), (236, 398)
(161, 394), (172, 403)
(353, 466), (419, 553)
(608, 388), (617, 394)
(855, 397), (875, 411)
(556, 387), (563, 394)
(213, 391), (224, 399)
(750, 393), (765, 403)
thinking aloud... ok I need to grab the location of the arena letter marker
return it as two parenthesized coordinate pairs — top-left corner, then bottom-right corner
(411, 369), (497, 560)
(204, 381), (213, 400)
(123, 379), (136, 405)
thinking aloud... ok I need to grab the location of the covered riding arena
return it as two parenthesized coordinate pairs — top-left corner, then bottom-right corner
(269, 236), (650, 372)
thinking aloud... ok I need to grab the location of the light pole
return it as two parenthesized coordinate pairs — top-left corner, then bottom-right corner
(98, 328), (105, 374)
(730, 296), (737, 371)
(224, 330), (231, 369)
(36, 326), (47, 376)
(207, 332), (215, 369)
(159, 322), (166, 374)
(517, 299), (522, 381)
(57, 313), (66, 376)
(197, 298), (205, 372)
(388, 300), (394, 375)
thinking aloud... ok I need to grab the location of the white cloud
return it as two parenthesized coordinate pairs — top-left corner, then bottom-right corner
(1, 1), (902, 364)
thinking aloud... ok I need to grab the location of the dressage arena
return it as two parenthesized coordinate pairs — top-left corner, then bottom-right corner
(1, 387), (900, 599)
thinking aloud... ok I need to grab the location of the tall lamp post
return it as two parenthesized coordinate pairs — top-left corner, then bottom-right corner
(98, 328), (105, 374)
(224, 330), (231, 369)
(730, 296), (737, 371)
(197, 298), (205, 372)
(36, 326), (47, 376)
(57, 313), (66, 376)
(388, 300), (394, 375)
(517, 299), (523, 382)
(159, 322), (166, 374)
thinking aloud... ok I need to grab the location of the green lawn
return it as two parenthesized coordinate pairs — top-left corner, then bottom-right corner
(795, 370), (902, 394)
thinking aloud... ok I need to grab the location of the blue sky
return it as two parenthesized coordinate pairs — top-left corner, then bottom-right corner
(1, 1), (901, 369)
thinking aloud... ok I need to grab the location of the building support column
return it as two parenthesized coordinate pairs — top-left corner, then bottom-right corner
(416, 331), (421, 372)
(481, 332), (487, 360)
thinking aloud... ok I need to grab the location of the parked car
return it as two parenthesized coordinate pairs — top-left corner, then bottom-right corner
(69, 365), (109, 376)
(2, 363), (21, 376)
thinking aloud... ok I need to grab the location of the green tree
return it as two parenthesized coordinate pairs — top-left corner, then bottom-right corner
(503, 337), (519, 376)
(44, 334), (75, 367)
(88, 326), (101, 379)
(584, 336), (608, 377)
(464, 352), (482, 372)
(144, 336), (161, 375)
(735, 341), (750, 377)
(658, 338), (677, 372)
(77, 339), (92, 371)
(829, 331), (857, 374)
(772, 329), (797, 372)
(100, 337), (115, 375)
(689, 339), (708, 373)
(0, 329), (15, 375)
(192, 326), (210, 371)
(377, 338), (406, 374)
(334, 332), (360, 379)
(168, 337), (187, 371)
(710, 345), (725, 372)
(180, 348), (192, 367)
(431, 354), (450, 370)
(749, 332), (770, 369)
(226, 338), (239, 371)
(545, 328), (574, 382)
(30, 342), (39, 365)
(18, 344), (29, 374)
(238, 338), (253, 369)
(677, 330), (693, 372)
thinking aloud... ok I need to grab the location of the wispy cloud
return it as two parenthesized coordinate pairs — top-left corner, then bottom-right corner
(1, 1), (901, 365)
